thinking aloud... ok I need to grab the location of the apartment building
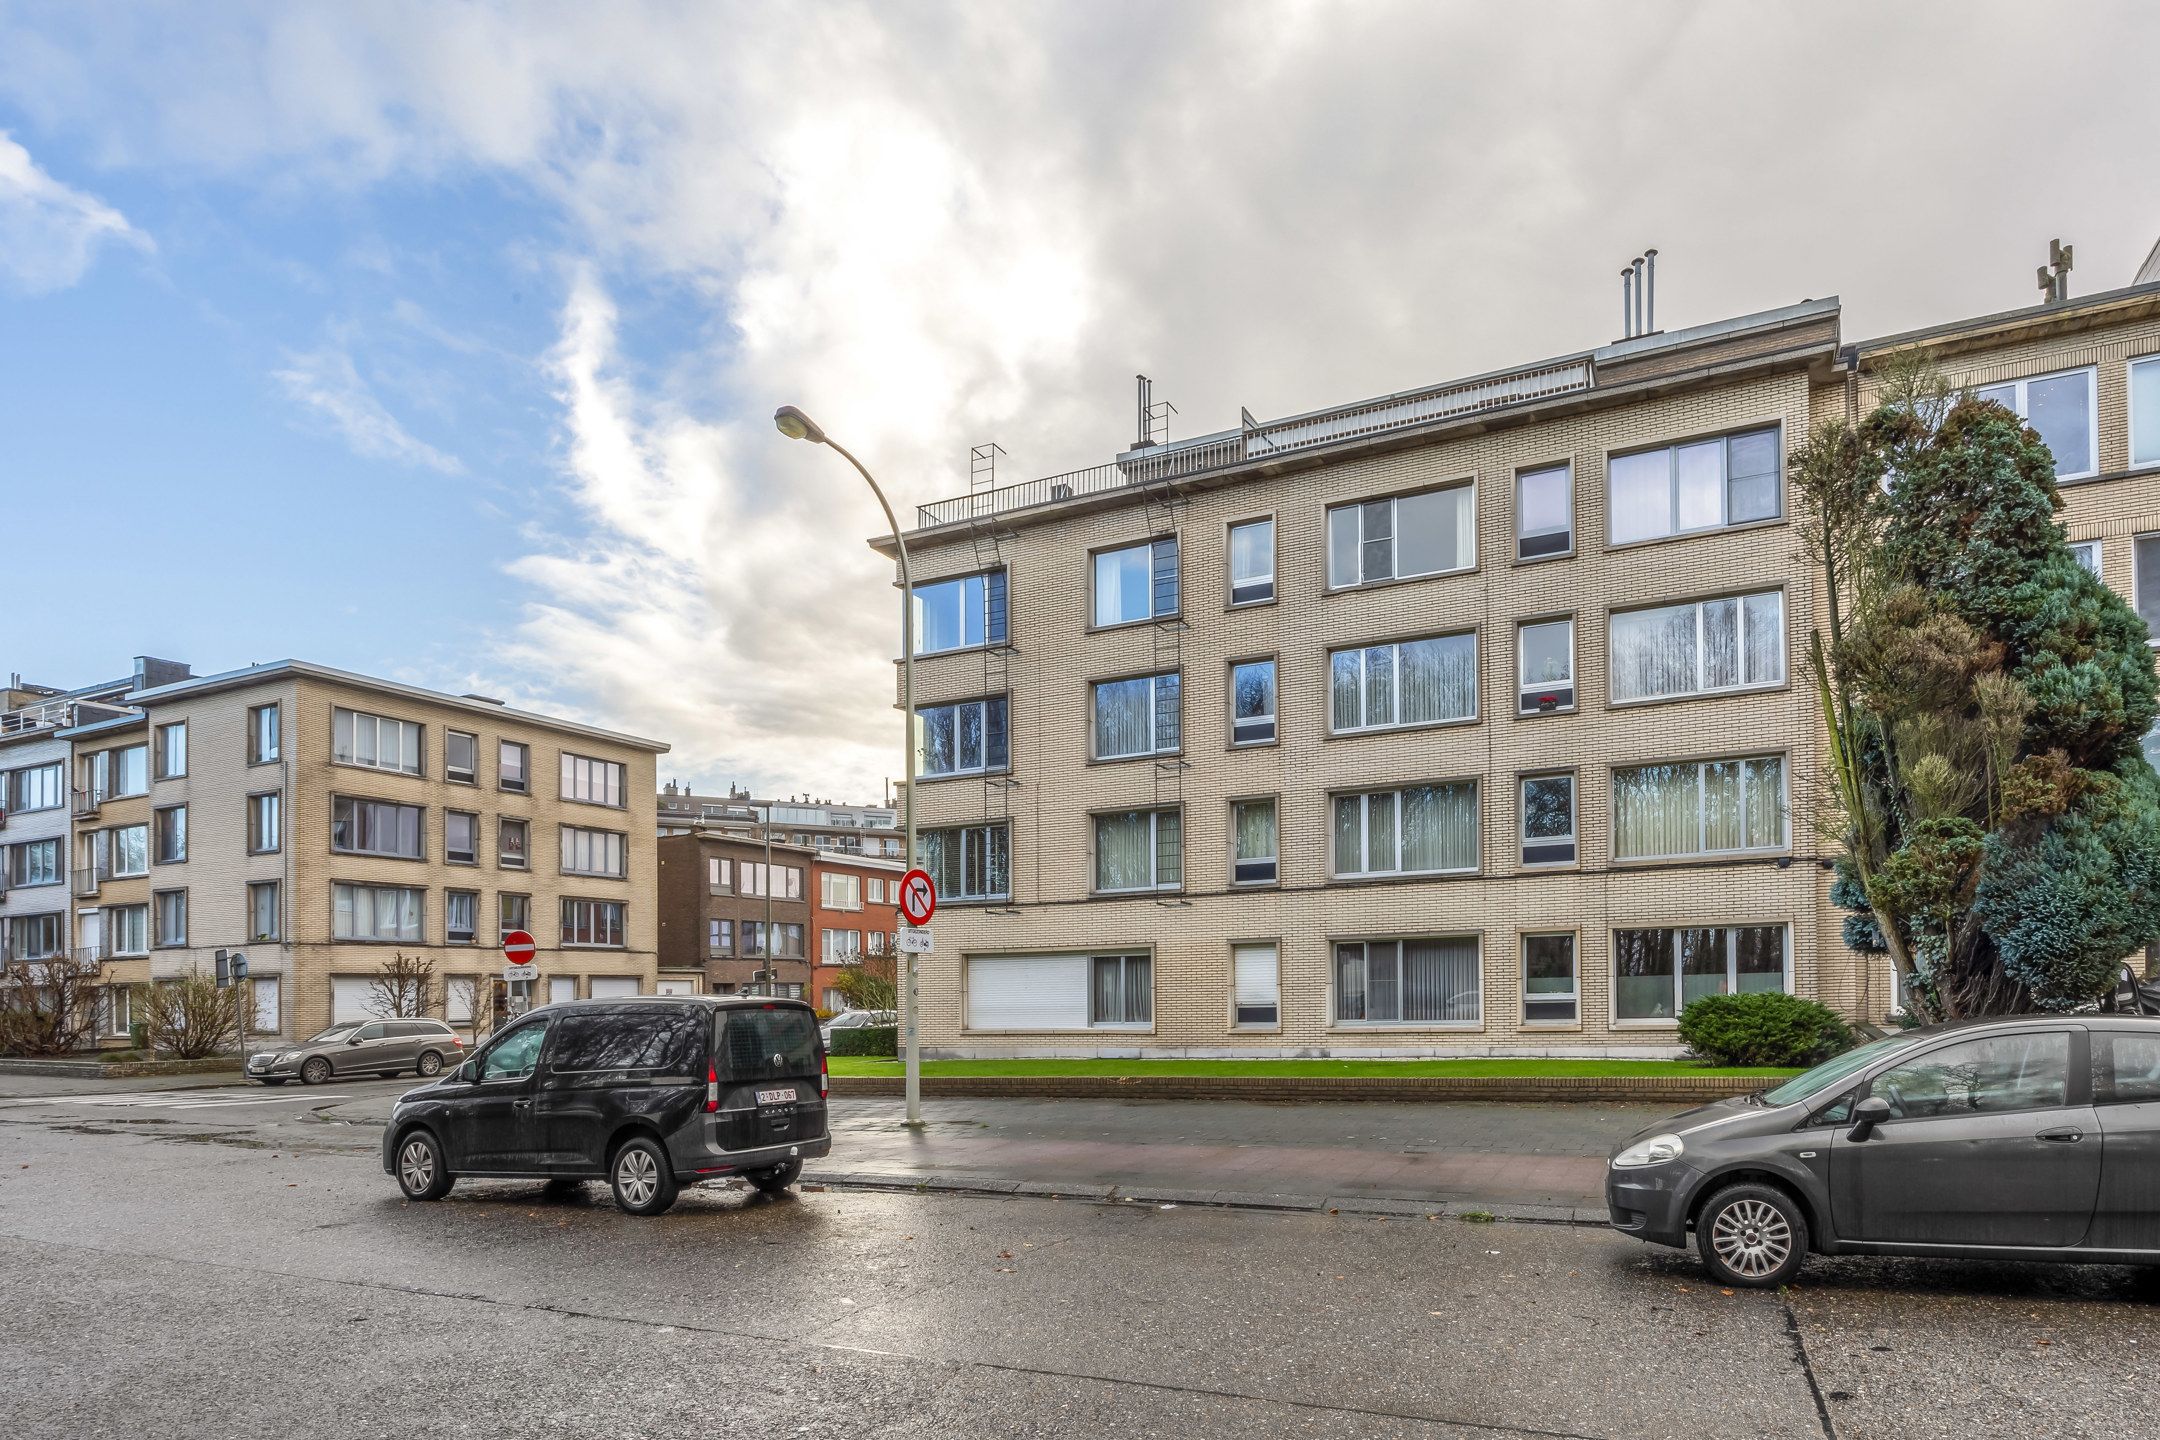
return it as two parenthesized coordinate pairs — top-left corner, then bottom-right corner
(117, 661), (667, 1039)
(658, 783), (903, 858)
(879, 261), (2160, 1058)
(809, 851), (905, 1012)
(655, 832), (814, 996)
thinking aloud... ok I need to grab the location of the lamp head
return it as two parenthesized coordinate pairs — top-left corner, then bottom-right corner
(773, 405), (826, 445)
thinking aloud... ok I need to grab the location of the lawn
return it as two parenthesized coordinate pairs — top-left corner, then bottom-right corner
(826, 1057), (1800, 1079)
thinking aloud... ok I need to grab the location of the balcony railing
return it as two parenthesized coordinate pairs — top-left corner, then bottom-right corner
(72, 787), (106, 818)
(73, 867), (100, 898)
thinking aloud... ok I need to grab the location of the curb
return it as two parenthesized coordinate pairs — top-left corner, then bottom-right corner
(826, 1073), (1764, 1103)
(0, 1058), (246, 1081)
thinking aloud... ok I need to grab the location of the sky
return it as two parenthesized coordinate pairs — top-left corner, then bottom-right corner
(2, 1), (2157, 801)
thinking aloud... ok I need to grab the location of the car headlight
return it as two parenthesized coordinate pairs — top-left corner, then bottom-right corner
(1611, 1134), (1686, 1169)
(277, 1050), (301, 1064)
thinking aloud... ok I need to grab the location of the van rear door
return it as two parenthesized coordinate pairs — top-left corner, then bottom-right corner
(711, 1005), (827, 1152)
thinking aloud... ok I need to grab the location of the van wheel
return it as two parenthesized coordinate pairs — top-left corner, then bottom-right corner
(610, 1137), (678, 1216)
(1696, 1183), (1808, 1288)
(395, 1130), (454, 1201)
(301, 1056), (332, 1085)
(747, 1158), (803, 1194)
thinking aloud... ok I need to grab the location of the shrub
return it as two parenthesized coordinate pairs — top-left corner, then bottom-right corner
(827, 1024), (898, 1058)
(1678, 992), (1854, 1067)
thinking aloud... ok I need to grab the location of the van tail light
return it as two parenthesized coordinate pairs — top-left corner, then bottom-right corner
(820, 1051), (829, 1100)
(705, 1060), (720, 1114)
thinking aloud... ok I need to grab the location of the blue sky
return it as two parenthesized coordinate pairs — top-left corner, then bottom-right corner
(3, 2), (2156, 799)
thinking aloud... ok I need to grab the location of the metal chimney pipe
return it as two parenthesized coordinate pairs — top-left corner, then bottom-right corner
(1135, 375), (1152, 448)
(1643, 248), (1658, 333)
(1632, 256), (1646, 338)
(1621, 267), (1635, 338)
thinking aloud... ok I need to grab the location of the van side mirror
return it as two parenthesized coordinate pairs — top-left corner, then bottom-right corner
(455, 1060), (478, 1082)
(1848, 1095), (1891, 1141)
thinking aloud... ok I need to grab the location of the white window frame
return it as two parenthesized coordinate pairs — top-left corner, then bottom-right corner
(332, 707), (423, 776)
(446, 889), (478, 944)
(917, 696), (1009, 778)
(1326, 481), (1477, 590)
(1227, 517), (1276, 606)
(911, 569), (1007, 656)
(1091, 671), (1182, 760)
(1612, 755), (1790, 862)
(1231, 941), (1280, 1029)
(1606, 424), (1782, 545)
(920, 822), (1011, 903)
(1088, 952), (1154, 1029)
(1230, 797), (1278, 886)
(1974, 365), (2099, 481)
(1611, 924), (1793, 1026)
(251, 975), (281, 1034)
(1519, 773), (1576, 867)
(1608, 590), (1785, 705)
(1514, 463), (1573, 560)
(560, 753), (626, 808)
(2132, 355), (2160, 472)
(2068, 539), (2102, 578)
(1332, 783), (1480, 880)
(1517, 617), (1576, 715)
(445, 729), (478, 784)
(1329, 632), (1479, 735)
(1522, 933), (1579, 1025)
(821, 872), (863, 910)
(1091, 537), (1179, 629)
(1229, 659), (1277, 746)
(1091, 808), (1183, 894)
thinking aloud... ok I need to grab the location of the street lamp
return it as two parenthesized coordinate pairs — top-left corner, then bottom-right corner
(774, 405), (922, 1126)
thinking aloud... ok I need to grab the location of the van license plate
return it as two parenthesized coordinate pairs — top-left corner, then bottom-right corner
(756, 1087), (797, 1105)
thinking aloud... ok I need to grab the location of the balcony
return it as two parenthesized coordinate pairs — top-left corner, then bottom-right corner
(72, 787), (105, 818)
(73, 866), (101, 899)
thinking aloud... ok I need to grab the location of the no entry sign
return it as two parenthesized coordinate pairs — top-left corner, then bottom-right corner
(502, 929), (537, 966)
(897, 868), (938, 927)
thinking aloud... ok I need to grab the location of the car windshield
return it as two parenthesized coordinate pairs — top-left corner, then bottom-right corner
(1759, 1033), (1923, 1106)
(307, 1025), (358, 1043)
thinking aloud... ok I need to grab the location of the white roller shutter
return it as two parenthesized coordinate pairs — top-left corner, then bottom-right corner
(548, 977), (578, 1004)
(1233, 943), (1279, 1025)
(589, 976), (640, 999)
(330, 977), (373, 1024)
(967, 954), (1088, 1031)
(655, 979), (695, 995)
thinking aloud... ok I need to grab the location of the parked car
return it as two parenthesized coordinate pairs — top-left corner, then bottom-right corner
(821, 1008), (897, 1046)
(1608, 1015), (2160, 1287)
(250, 1018), (465, 1085)
(383, 995), (830, 1216)
(2107, 962), (2160, 1016)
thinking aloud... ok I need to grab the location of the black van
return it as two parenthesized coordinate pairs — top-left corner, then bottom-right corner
(381, 995), (830, 1216)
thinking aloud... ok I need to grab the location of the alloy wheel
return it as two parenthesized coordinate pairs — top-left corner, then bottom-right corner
(617, 1148), (658, 1207)
(1709, 1198), (1793, 1279)
(398, 1139), (435, 1194)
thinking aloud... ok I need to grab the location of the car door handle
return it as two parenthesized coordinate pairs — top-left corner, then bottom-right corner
(2036, 1127), (2084, 1143)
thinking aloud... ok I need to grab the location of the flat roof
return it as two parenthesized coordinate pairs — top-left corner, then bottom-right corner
(1851, 279), (2160, 357)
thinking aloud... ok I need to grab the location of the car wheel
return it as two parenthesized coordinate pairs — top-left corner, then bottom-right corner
(747, 1158), (803, 1194)
(415, 1050), (444, 1077)
(1696, 1183), (1809, 1288)
(394, 1130), (454, 1201)
(300, 1056), (332, 1086)
(259, 1078), (288, 1087)
(610, 1137), (678, 1217)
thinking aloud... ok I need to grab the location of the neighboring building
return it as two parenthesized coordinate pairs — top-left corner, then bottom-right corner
(877, 257), (2160, 1058)
(656, 832), (813, 997)
(657, 783), (902, 858)
(809, 851), (905, 1012)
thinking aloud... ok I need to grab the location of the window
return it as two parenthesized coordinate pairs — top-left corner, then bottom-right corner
(333, 707), (423, 775)
(707, 856), (730, 891)
(1090, 954), (1153, 1026)
(480, 1020), (551, 1081)
(107, 904), (148, 956)
(1613, 756), (1787, 860)
(1334, 938), (1480, 1024)
(445, 977), (478, 1025)
(333, 884), (424, 942)
(446, 811), (478, 865)
(1230, 660), (1276, 745)
(108, 825), (149, 877)
(104, 984), (133, 1036)
(866, 930), (886, 955)
(821, 872), (863, 910)
(561, 753), (626, 807)
(1333, 783), (1478, 877)
(498, 817), (528, 870)
(1329, 633), (1477, 733)
(446, 730), (478, 783)
(1093, 809), (1182, 893)
(1232, 942), (1279, 1027)
(2137, 534), (2160, 644)
(331, 797), (424, 859)
(89, 744), (148, 799)
(1870, 1030), (2069, 1118)
(740, 863), (802, 899)
(561, 898), (626, 947)
(1520, 774), (1576, 866)
(153, 805), (187, 864)
(740, 921), (805, 958)
(866, 877), (884, 904)
(248, 704), (280, 763)
(917, 696), (1009, 777)
(446, 890), (477, 943)
(2093, 1031), (2160, 1106)
(1608, 425), (1780, 545)
(1507, 619), (1575, 718)
(2146, 718), (2160, 772)
(154, 890), (187, 947)
(709, 918), (732, 955)
(154, 721), (187, 779)
(1093, 672), (1181, 759)
(1974, 368), (2095, 479)
(823, 929), (863, 964)
(553, 1008), (705, 1073)
(1614, 925), (1788, 1021)
(1232, 799), (1278, 885)
(2069, 540), (2101, 577)
(247, 792), (281, 854)
(912, 570), (1009, 655)
(4, 913), (64, 960)
(1327, 483), (1475, 588)
(559, 826), (626, 877)
(4, 838), (61, 887)
(2133, 356), (2160, 470)
(1609, 590), (1784, 703)
(1523, 934), (1578, 1023)
(498, 740), (530, 792)
(919, 823), (1010, 902)
(248, 881), (280, 941)
(499, 893), (530, 938)
(1093, 537), (1179, 627)
(1228, 519), (1275, 604)
(251, 976), (280, 1034)
(1515, 463), (1573, 559)
(6, 762), (64, 812)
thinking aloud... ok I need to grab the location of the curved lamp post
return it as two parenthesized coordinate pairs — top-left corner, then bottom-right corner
(774, 405), (921, 1126)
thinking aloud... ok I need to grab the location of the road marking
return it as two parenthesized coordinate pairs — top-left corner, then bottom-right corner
(0, 1092), (356, 1111)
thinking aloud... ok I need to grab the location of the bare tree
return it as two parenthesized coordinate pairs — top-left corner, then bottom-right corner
(0, 956), (103, 1057)
(140, 974), (243, 1060)
(365, 951), (436, 1019)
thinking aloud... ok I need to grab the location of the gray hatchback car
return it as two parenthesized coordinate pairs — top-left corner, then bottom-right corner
(1609, 1015), (2160, 1287)
(249, 1018), (467, 1086)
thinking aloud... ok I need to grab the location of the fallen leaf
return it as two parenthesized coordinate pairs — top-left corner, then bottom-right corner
(1721, 1289), (1735, 1297)
(1328, 1207), (1340, 1215)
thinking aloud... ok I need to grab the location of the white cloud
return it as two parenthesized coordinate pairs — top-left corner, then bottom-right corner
(0, 130), (149, 293)
(272, 347), (465, 475)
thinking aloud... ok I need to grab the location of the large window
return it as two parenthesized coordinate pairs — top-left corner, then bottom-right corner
(1333, 783), (1478, 878)
(561, 898), (626, 947)
(1975, 367), (2095, 479)
(822, 929), (862, 963)
(1230, 660), (1276, 745)
(3, 838), (60, 888)
(1228, 519), (1275, 605)
(1608, 425), (1780, 545)
(1233, 942), (1279, 1027)
(331, 797), (424, 859)
(561, 753), (625, 807)
(1329, 633), (1477, 733)
(1520, 774), (1576, 866)
(1614, 925), (1788, 1021)
(1094, 537), (1179, 627)
(4, 913), (64, 960)
(560, 826), (625, 877)
(1334, 938), (1480, 1025)
(740, 920), (804, 958)
(2133, 356), (2160, 471)
(1516, 464), (1572, 559)
(333, 883), (424, 942)
(919, 823), (1010, 902)
(917, 696), (1009, 777)
(966, 952), (1151, 1031)
(820, 872), (862, 910)
(6, 762), (64, 812)
(912, 570), (1008, 655)
(107, 825), (149, 877)
(1518, 618), (1575, 715)
(1523, 934), (1577, 1023)
(107, 904), (148, 956)
(1232, 798), (1278, 885)
(87, 744), (148, 800)
(153, 805), (187, 864)
(1609, 590), (1784, 703)
(1093, 672), (1181, 759)
(333, 708), (423, 775)
(1327, 483), (1475, 588)
(2137, 534), (2160, 644)
(1094, 809), (1182, 893)
(1613, 756), (1787, 860)
(248, 703), (280, 763)
(154, 722), (187, 779)
(1090, 954), (1152, 1026)
(740, 862), (802, 899)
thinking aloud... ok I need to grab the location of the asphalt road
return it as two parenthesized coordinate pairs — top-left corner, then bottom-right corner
(3, 1080), (2158, 1439)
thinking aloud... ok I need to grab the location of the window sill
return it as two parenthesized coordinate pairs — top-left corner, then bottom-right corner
(561, 944), (627, 951)
(1092, 888), (1185, 898)
(1324, 565), (1478, 597)
(1230, 879), (1281, 891)
(447, 858), (479, 867)
(1511, 547), (1576, 566)
(1088, 750), (1184, 768)
(1327, 1022), (1485, 1033)
(1603, 514), (1786, 555)
(1086, 613), (1182, 636)
(1327, 717), (1479, 741)
(1227, 594), (1277, 612)
(915, 768), (1013, 785)
(1611, 1019), (1682, 1030)
(560, 798), (629, 811)
(1606, 681), (1787, 712)
(1513, 705), (1577, 720)
(247, 757), (282, 768)
(1520, 1020), (1583, 1031)
(1329, 870), (1480, 887)
(446, 775), (477, 786)
(330, 851), (427, 864)
(329, 760), (425, 780)
(498, 863), (530, 873)
(1609, 850), (1789, 869)
(961, 1027), (1159, 1037)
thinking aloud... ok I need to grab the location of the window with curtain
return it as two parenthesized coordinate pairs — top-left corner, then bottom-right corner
(331, 797), (424, 858)
(1330, 632), (1477, 732)
(153, 890), (187, 946)
(1232, 798), (1277, 884)
(154, 721), (187, 779)
(1332, 783), (1478, 877)
(917, 696), (1010, 776)
(1094, 537), (1179, 626)
(1609, 590), (1783, 703)
(918, 823), (1011, 901)
(332, 883), (424, 941)
(560, 826), (626, 876)
(1231, 660), (1276, 744)
(561, 898), (626, 947)
(1326, 483), (1475, 588)
(1333, 938), (1480, 1024)
(560, 754), (626, 807)
(153, 805), (187, 863)
(1612, 756), (1786, 860)
(1094, 809), (1182, 892)
(1516, 464), (1572, 559)
(248, 881), (280, 941)
(2133, 356), (2160, 470)
(1520, 774), (1575, 865)
(912, 569), (1009, 655)
(107, 904), (148, 956)
(1090, 954), (1152, 1026)
(1093, 672), (1181, 759)
(1523, 934), (1577, 1023)
(447, 890), (477, 943)
(1608, 425), (1780, 544)
(1517, 618), (1574, 714)
(1614, 925), (1787, 1020)
(1233, 942), (1279, 1026)
(333, 707), (423, 775)
(1975, 368), (2095, 478)
(500, 893), (529, 936)
(1228, 519), (1275, 604)
(248, 704), (281, 763)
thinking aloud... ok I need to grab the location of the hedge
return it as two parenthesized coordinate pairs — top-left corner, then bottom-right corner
(1677, 992), (1854, 1068)
(827, 1024), (898, 1059)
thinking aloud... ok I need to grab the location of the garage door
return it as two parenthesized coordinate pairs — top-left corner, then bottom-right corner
(966, 954), (1087, 1031)
(588, 976), (640, 999)
(330, 977), (373, 1024)
(655, 979), (696, 995)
